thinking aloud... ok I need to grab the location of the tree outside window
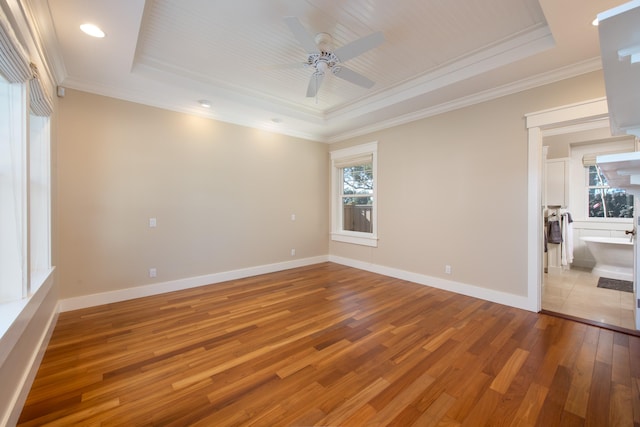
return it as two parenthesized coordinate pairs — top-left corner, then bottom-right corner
(587, 165), (633, 218)
(341, 163), (373, 233)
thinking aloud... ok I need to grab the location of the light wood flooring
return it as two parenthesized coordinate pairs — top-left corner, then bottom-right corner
(18, 263), (640, 426)
(543, 268), (636, 330)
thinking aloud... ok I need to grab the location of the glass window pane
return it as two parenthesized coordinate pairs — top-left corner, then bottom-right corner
(0, 76), (25, 302)
(342, 197), (373, 233)
(30, 114), (51, 282)
(342, 164), (373, 195)
(588, 188), (634, 218)
(588, 165), (608, 186)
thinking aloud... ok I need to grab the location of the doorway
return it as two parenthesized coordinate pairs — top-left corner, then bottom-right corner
(525, 98), (639, 331)
(541, 118), (636, 329)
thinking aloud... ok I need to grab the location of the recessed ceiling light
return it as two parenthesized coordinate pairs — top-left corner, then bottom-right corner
(198, 100), (211, 108)
(80, 23), (105, 38)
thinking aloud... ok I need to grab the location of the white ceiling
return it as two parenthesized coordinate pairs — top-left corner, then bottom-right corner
(30, 0), (628, 142)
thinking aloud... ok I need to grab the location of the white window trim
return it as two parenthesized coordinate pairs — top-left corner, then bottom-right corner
(330, 141), (378, 247)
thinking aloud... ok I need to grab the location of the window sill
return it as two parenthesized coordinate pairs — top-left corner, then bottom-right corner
(331, 232), (378, 247)
(575, 217), (633, 223)
(0, 267), (54, 344)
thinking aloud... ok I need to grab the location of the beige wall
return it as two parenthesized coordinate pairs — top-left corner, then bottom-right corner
(57, 90), (329, 299)
(330, 71), (607, 297)
(57, 71), (606, 301)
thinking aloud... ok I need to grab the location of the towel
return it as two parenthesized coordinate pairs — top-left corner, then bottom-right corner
(547, 219), (562, 244)
(561, 212), (574, 265)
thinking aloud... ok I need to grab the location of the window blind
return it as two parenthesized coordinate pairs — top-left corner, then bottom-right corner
(582, 151), (631, 167)
(333, 153), (373, 169)
(29, 63), (52, 116)
(0, 8), (31, 83)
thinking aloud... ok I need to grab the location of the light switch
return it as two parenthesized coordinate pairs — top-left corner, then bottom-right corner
(291, 214), (296, 221)
(149, 217), (157, 228)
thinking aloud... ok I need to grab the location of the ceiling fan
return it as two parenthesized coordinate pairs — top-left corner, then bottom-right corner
(281, 16), (384, 98)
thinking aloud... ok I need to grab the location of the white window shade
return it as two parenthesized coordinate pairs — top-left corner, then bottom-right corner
(582, 150), (632, 167)
(0, 8), (31, 83)
(29, 64), (52, 116)
(333, 153), (373, 168)
(582, 153), (598, 167)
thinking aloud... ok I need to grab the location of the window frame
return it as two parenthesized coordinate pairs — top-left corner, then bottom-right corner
(330, 142), (378, 247)
(0, 77), (52, 304)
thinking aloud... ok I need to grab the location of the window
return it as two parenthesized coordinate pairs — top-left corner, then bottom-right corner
(330, 142), (377, 246)
(0, 75), (26, 303)
(587, 164), (633, 218)
(30, 114), (51, 287)
(0, 76), (52, 303)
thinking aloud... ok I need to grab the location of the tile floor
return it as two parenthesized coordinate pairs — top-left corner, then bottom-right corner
(542, 267), (636, 330)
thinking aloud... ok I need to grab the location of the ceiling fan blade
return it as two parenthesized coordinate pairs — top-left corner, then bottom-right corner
(261, 62), (307, 71)
(333, 66), (375, 88)
(334, 32), (384, 62)
(284, 16), (319, 54)
(306, 73), (324, 97)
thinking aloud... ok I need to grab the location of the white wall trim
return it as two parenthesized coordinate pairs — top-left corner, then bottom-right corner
(525, 97), (610, 313)
(328, 255), (534, 312)
(5, 303), (58, 427)
(1, 272), (58, 427)
(59, 256), (329, 312)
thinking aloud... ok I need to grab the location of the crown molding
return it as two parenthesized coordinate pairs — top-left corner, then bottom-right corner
(327, 57), (603, 143)
(22, 0), (67, 86)
(326, 24), (555, 123)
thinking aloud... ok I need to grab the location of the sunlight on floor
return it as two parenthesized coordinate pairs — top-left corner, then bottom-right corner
(542, 267), (636, 330)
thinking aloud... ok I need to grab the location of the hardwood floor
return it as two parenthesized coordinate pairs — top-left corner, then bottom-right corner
(18, 263), (640, 426)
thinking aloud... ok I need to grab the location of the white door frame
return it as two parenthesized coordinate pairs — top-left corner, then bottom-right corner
(525, 98), (610, 312)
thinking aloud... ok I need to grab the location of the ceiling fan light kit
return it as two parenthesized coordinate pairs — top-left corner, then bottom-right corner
(281, 16), (384, 98)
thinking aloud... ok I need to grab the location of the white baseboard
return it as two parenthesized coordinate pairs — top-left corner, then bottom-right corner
(328, 255), (536, 312)
(59, 256), (329, 312)
(60, 253), (536, 313)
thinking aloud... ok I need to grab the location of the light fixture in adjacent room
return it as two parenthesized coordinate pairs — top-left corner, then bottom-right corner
(198, 100), (211, 108)
(80, 23), (105, 38)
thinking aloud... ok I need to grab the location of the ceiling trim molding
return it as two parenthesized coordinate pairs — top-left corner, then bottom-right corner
(59, 55), (603, 145)
(326, 24), (555, 123)
(60, 77), (326, 142)
(327, 57), (603, 143)
(24, 0), (67, 85)
(134, 56), (326, 120)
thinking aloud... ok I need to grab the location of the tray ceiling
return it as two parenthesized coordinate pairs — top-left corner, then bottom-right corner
(31, 0), (629, 142)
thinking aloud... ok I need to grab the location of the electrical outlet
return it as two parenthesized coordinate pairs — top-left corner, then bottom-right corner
(149, 268), (157, 278)
(291, 214), (296, 221)
(445, 265), (452, 274)
(149, 217), (157, 228)
(291, 249), (296, 256)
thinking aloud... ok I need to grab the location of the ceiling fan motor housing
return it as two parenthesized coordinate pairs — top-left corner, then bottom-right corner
(307, 51), (339, 76)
